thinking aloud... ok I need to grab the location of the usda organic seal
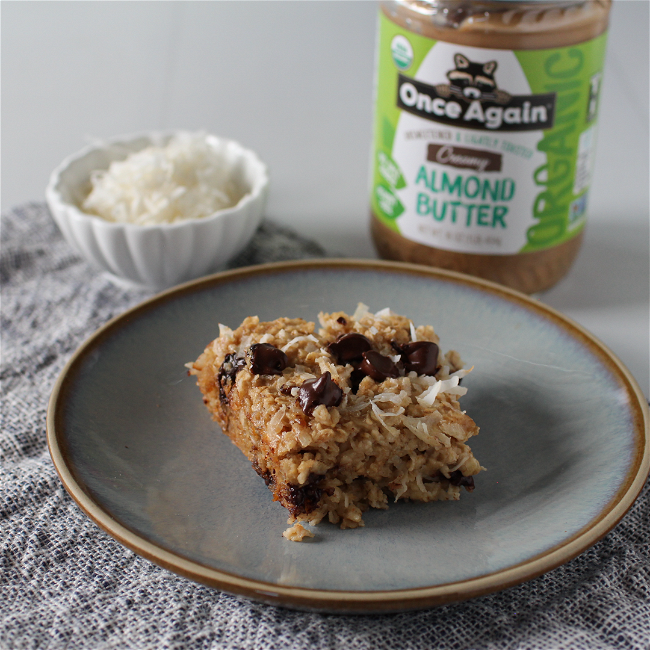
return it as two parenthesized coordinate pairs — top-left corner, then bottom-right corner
(391, 35), (413, 70)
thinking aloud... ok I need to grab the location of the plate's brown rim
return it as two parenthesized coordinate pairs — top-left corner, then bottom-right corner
(47, 259), (650, 614)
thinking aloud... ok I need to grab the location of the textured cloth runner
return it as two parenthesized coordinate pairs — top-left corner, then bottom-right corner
(2, 203), (649, 650)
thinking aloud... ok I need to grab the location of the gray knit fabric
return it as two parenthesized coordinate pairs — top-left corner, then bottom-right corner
(1, 203), (648, 650)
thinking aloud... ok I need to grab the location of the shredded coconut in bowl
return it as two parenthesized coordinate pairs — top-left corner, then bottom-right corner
(82, 132), (244, 225)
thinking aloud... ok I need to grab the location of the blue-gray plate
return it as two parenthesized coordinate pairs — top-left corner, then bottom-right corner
(47, 260), (649, 613)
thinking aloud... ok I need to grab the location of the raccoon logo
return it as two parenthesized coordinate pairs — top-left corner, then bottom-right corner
(436, 54), (511, 105)
(395, 52), (556, 131)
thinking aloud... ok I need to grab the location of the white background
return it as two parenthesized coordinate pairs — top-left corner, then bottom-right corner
(2, 0), (648, 396)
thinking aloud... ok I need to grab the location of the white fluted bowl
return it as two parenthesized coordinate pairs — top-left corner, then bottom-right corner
(46, 131), (269, 290)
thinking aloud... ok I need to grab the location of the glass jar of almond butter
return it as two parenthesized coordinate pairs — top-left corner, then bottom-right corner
(370, 0), (611, 293)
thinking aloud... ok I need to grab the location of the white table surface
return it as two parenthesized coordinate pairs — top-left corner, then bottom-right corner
(2, 0), (648, 397)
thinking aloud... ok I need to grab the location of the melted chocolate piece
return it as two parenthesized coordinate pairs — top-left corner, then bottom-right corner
(448, 470), (475, 492)
(328, 333), (372, 364)
(305, 471), (324, 485)
(286, 483), (323, 516)
(249, 343), (288, 375)
(252, 458), (275, 489)
(336, 316), (347, 325)
(359, 350), (399, 382)
(217, 353), (246, 404)
(398, 341), (440, 376)
(349, 368), (366, 394)
(298, 371), (342, 415)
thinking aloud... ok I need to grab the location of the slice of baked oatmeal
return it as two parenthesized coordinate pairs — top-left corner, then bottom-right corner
(188, 303), (482, 539)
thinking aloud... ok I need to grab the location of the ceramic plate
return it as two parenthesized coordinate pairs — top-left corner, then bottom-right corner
(48, 260), (649, 613)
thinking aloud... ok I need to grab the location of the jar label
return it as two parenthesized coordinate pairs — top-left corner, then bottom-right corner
(371, 12), (608, 255)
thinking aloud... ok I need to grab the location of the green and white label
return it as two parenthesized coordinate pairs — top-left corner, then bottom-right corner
(391, 35), (414, 70)
(371, 13), (608, 255)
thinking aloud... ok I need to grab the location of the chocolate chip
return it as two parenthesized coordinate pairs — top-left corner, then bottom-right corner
(328, 333), (372, 364)
(252, 459), (275, 488)
(336, 316), (347, 325)
(217, 353), (246, 404)
(398, 341), (440, 376)
(448, 470), (475, 491)
(298, 371), (342, 416)
(349, 368), (366, 394)
(359, 350), (399, 382)
(286, 483), (323, 516)
(249, 343), (288, 375)
(305, 471), (324, 485)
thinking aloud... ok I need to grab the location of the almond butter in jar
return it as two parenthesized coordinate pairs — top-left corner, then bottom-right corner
(370, 0), (611, 293)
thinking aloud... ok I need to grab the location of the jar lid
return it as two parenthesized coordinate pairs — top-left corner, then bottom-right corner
(435, 0), (581, 3)
(406, 0), (586, 6)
